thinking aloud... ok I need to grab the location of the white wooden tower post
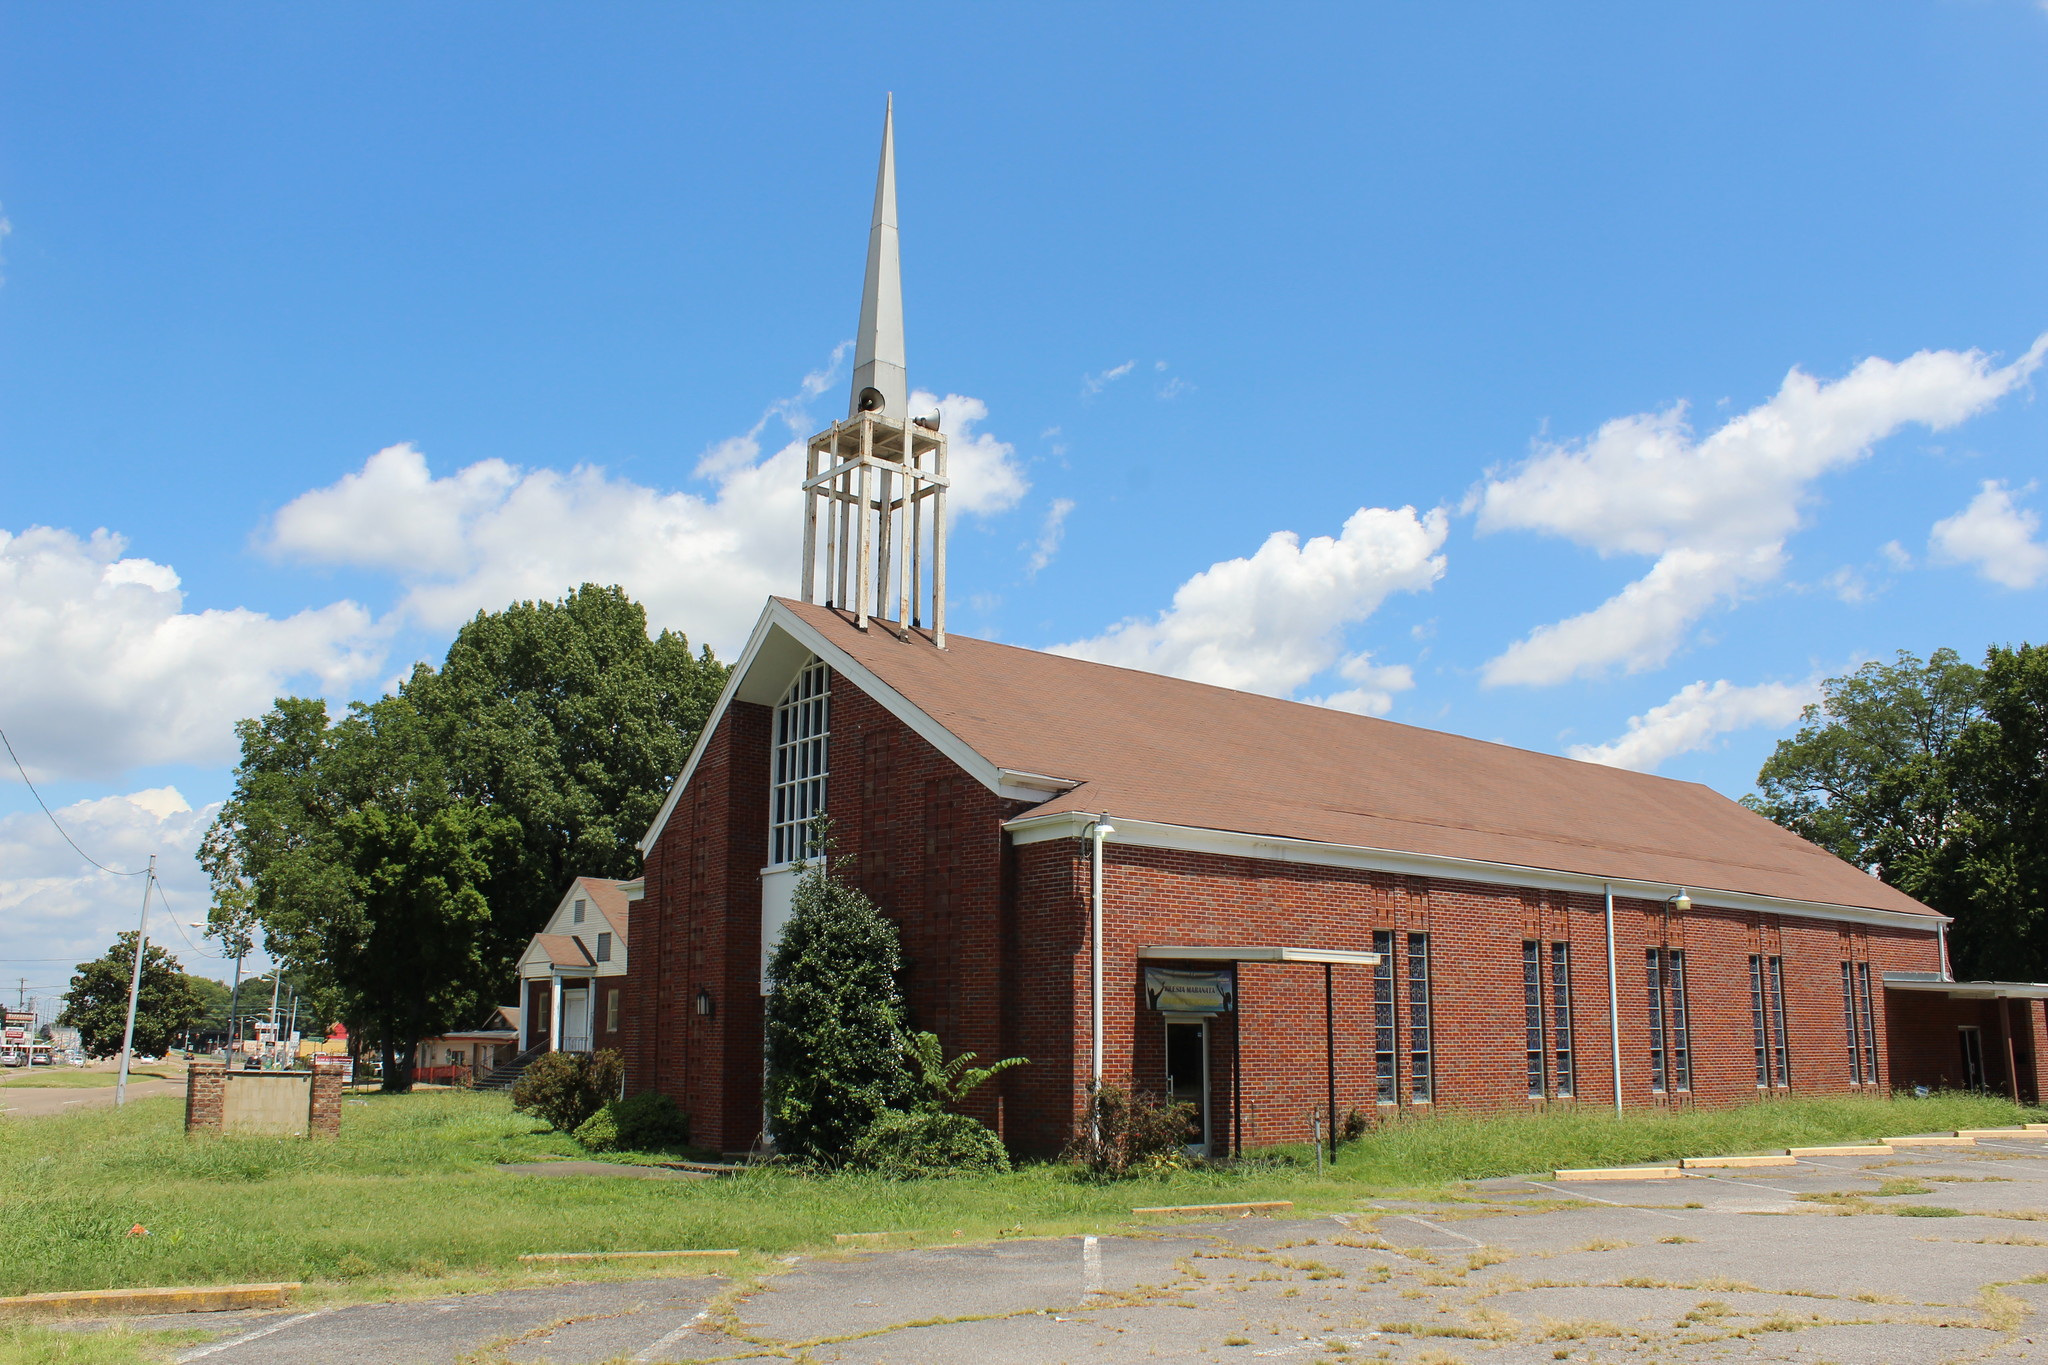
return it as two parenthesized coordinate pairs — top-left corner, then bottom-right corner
(799, 95), (949, 646)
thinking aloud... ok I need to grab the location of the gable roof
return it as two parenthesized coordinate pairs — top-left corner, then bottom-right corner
(532, 933), (595, 969)
(567, 877), (631, 943)
(644, 597), (1933, 924)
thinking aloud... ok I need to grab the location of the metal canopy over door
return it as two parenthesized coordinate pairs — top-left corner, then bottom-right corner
(1164, 1016), (1210, 1157)
(562, 987), (592, 1053)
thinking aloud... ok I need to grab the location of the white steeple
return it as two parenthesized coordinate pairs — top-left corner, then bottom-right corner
(800, 96), (949, 646)
(849, 95), (907, 420)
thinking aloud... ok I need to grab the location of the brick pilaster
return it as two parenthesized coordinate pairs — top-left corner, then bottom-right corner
(309, 1054), (346, 1137)
(184, 1057), (226, 1134)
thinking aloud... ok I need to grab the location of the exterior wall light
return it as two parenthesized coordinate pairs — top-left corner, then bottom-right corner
(694, 987), (715, 1019)
(1667, 889), (1692, 913)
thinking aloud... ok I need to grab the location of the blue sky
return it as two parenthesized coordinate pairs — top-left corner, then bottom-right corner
(4, 4), (2046, 990)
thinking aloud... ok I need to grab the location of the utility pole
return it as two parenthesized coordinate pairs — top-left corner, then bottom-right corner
(115, 856), (156, 1107)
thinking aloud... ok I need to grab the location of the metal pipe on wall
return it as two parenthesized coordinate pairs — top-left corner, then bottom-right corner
(1605, 882), (1622, 1116)
(1088, 818), (1115, 1100)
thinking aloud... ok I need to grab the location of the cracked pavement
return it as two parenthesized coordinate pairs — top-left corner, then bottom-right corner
(73, 1132), (2048, 1363)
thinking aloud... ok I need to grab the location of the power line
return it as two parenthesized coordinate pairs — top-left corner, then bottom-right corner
(0, 725), (147, 877)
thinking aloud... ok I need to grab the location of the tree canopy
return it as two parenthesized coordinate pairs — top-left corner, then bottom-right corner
(59, 933), (206, 1058)
(1748, 644), (2047, 981)
(201, 584), (725, 1089)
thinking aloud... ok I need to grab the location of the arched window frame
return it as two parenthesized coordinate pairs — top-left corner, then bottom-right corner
(769, 658), (831, 865)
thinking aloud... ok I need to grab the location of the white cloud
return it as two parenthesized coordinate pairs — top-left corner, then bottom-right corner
(1477, 336), (2047, 686)
(0, 526), (382, 780)
(1881, 539), (1913, 570)
(1082, 361), (1135, 396)
(1305, 653), (1417, 718)
(0, 787), (240, 1008)
(267, 374), (1029, 657)
(1026, 498), (1076, 576)
(1930, 480), (2048, 589)
(1568, 677), (1819, 773)
(1052, 505), (1447, 700)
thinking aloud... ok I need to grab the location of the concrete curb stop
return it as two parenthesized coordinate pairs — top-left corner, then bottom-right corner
(1130, 1200), (1296, 1215)
(516, 1250), (738, 1263)
(1552, 1166), (1682, 1181)
(0, 1283), (300, 1318)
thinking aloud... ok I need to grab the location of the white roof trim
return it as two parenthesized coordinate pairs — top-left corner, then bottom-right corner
(1141, 945), (1380, 965)
(1882, 974), (2048, 1000)
(1007, 810), (1945, 935)
(641, 599), (1051, 852)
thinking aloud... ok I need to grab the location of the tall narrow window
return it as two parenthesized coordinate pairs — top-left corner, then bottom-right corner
(1857, 962), (1878, 1086)
(1372, 930), (1397, 1103)
(1840, 962), (1863, 1083)
(1768, 956), (1791, 1086)
(1668, 949), (1691, 1092)
(1523, 941), (1546, 1098)
(1407, 933), (1433, 1104)
(1550, 942), (1575, 1098)
(573, 898), (585, 924)
(1750, 955), (1770, 1087)
(769, 659), (831, 865)
(596, 932), (612, 963)
(1647, 949), (1668, 1093)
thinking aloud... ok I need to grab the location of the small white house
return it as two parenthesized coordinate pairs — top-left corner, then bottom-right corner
(516, 876), (638, 1055)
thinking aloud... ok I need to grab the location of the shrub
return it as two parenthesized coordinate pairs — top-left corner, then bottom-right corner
(845, 1109), (1011, 1178)
(764, 839), (914, 1161)
(511, 1048), (624, 1133)
(572, 1105), (620, 1153)
(612, 1091), (690, 1150)
(1068, 1084), (1197, 1179)
(901, 1030), (1027, 1113)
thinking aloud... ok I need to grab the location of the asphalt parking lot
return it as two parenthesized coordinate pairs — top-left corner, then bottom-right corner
(76, 1130), (2048, 1364)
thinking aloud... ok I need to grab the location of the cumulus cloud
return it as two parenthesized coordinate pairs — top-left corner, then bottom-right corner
(1052, 505), (1447, 700)
(1304, 652), (1417, 717)
(1929, 480), (2048, 589)
(0, 787), (236, 990)
(1477, 336), (2047, 686)
(267, 375), (1029, 657)
(1026, 498), (1076, 576)
(1568, 677), (1820, 773)
(0, 527), (382, 780)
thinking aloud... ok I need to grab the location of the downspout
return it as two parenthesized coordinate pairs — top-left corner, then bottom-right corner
(1088, 817), (1115, 1118)
(1938, 922), (1953, 982)
(1605, 883), (1622, 1116)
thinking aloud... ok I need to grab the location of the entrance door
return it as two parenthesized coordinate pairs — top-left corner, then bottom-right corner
(1164, 1018), (1209, 1155)
(562, 988), (592, 1053)
(1960, 1026), (1986, 1090)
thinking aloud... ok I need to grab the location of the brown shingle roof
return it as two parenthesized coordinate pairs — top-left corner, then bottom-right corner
(571, 877), (630, 943)
(533, 933), (595, 969)
(778, 598), (1930, 918)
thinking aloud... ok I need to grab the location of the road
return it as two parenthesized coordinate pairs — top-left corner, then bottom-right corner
(0, 1075), (184, 1118)
(55, 1132), (2048, 1363)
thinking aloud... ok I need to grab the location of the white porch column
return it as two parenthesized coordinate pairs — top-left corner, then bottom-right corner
(549, 975), (562, 1054)
(517, 979), (530, 1052)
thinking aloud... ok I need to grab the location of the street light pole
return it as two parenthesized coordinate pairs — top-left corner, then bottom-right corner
(115, 855), (156, 1107)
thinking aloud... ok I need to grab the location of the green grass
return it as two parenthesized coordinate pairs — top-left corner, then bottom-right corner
(0, 1073), (168, 1090)
(0, 1323), (207, 1365)
(0, 1089), (2034, 1299)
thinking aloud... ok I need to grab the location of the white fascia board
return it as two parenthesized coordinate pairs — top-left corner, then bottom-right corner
(641, 599), (1047, 853)
(1141, 944), (1381, 966)
(1004, 810), (1945, 935)
(1882, 976), (2048, 999)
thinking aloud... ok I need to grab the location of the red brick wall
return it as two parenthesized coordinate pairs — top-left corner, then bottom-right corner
(1887, 992), (2044, 1101)
(629, 658), (1950, 1156)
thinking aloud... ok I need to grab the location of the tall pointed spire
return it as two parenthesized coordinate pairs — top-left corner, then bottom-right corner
(849, 94), (907, 420)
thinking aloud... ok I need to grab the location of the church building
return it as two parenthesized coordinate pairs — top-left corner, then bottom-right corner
(623, 104), (2048, 1157)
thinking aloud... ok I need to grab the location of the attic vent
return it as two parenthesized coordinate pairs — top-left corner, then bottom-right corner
(573, 899), (585, 924)
(596, 932), (612, 963)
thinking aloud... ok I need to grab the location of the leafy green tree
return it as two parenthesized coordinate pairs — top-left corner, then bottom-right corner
(1747, 649), (1984, 904)
(764, 848), (913, 1161)
(404, 584), (727, 975)
(1942, 644), (2048, 981)
(201, 584), (723, 1091)
(186, 975), (233, 1041)
(59, 933), (206, 1058)
(899, 1030), (1027, 1114)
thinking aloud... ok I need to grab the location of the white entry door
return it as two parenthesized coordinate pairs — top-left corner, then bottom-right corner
(562, 988), (592, 1052)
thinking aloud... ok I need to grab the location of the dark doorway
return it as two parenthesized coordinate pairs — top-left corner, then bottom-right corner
(1164, 1019), (1209, 1154)
(1959, 1026), (1987, 1090)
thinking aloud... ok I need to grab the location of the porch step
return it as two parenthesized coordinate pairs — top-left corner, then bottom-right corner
(475, 1044), (548, 1092)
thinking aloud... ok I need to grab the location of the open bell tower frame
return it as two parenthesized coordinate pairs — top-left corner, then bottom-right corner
(801, 413), (947, 645)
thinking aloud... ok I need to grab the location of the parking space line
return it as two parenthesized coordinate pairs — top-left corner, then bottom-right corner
(632, 1308), (709, 1363)
(1395, 1214), (1485, 1247)
(1520, 1181), (1685, 1220)
(1691, 1173), (1804, 1195)
(175, 1310), (325, 1361)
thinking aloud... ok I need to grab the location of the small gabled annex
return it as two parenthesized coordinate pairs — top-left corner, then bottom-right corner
(516, 875), (638, 1057)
